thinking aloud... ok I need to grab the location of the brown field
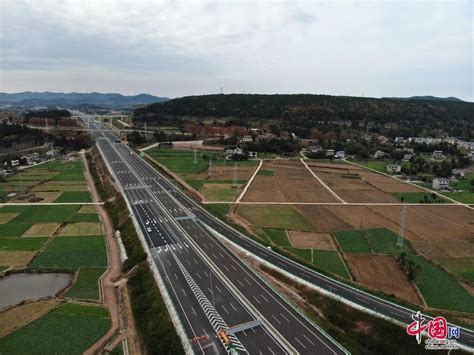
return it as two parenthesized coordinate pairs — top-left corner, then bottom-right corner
(28, 191), (62, 202)
(0, 299), (61, 336)
(78, 205), (96, 213)
(344, 253), (421, 304)
(295, 204), (474, 257)
(368, 205), (474, 241)
(306, 162), (423, 202)
(22, 223), (61, 238)
(295, 205), (354, 232)
(0, 251), (36, 267)
(59, 222), (102, 236)
(0, 213), (18, 224)
(242, 160), (338, 203)
(288, 230), (336, 250)
(412, 241), (474, 259)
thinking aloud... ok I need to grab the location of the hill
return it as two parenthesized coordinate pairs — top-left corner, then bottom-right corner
(383, 96), (464, 102)
(0, 92), (169, 108)
(133, 94), (474, 138)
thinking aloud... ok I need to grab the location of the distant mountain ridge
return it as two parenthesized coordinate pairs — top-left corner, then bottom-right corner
(0, 91), (170, 108)
(383, 95), (464, 102)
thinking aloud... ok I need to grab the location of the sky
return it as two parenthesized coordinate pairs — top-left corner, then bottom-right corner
(0, 0), (473, 101)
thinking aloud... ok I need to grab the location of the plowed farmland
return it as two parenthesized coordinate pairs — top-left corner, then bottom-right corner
(242, 160), (338, 203)
(305, 162), (424, 202)
(344, 254), (421, 304)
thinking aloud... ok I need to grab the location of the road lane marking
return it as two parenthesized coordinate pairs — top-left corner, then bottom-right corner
(271, 314), (281, 325)
(294, 337), (307, 349)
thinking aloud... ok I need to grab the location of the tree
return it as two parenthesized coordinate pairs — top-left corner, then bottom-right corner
(431, 193), (437, 202)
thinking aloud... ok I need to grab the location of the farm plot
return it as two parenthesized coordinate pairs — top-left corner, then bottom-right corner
(59, 222), (103, 236)
(29, 235), (107, 269)
(306, 162), (423, 202)
(287, 230), (337, 250)
(0, 302), (110, 354)
(344, 254), (421, 304)
(66, 268), (106, 300)
(22, 223), (61, 237)
(149, 147), (258, 201)
(295, 205), (354, 232)
(54, 191), (92, 203)
(236, 205), (316, 231)
(242, 160), (337, 203)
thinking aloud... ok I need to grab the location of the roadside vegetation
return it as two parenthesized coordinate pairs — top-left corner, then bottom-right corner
(90, 147), (184, 354)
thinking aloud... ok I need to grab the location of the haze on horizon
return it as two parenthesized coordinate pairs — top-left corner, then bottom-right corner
(0, 0), (472, 101)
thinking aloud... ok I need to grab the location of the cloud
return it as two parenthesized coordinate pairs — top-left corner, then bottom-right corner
(0, 0), (472, 100)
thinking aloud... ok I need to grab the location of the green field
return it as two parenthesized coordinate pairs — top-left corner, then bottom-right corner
(362, 228), (413, 256)
(30, 236), (107, 269)
(66, 268), (106, 300)
(187, 179), (247, 190)
(238, 205), (315, 231)
(333, 230), (372, 253)
(0, 237), (48, 251)
(149, 147), (257, 176)
(263, 228), (292, 247)
(359, 161), (387, 172)
(391, 192), (449, 204)
(286, 248), (350, 278)
(0, 223), (32, 237)
(69, 213), (100, 222)
(257, 169), (274, 176)
(435, 257), (474, 283)
(203, 204), (230, 220)
(54, 191), (92, 203)
(0, 303), (110, 354)
(335, 228), (472, 312)
(407, 255), (474, 312)
(8, 205), (80, 224)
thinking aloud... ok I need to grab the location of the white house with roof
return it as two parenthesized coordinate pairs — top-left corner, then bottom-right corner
(431, 150), (445, 160)
(386, 164), (401, 174)
(432, 177), (449, 190)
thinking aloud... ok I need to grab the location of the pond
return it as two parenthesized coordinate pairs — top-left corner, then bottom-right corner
(0, 272), (73, 310)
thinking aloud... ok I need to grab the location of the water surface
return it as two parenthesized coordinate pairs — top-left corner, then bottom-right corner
(0, 273), (73, 310)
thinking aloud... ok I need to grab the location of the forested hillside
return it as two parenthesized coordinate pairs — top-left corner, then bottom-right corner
(133, 94), (474, 139)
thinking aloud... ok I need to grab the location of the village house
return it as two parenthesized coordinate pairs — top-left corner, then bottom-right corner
(386, 164), (402, 174)
(373, 150), (387, 159)
(432, 177), (450, 190)
(308, 145), (323, 154)
(240, 135), (253, 143)
(403, 153), (413, 162)
(451, 169), (465, 179)
(431, 150), (445, 160)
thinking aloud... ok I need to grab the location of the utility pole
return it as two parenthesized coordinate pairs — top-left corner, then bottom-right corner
(208, 158), (212, 178)
(18, 172), (24, 195)
(232, 162), (238, 187)
(45, 117), (48, 130)
(397, 205), (407, 248)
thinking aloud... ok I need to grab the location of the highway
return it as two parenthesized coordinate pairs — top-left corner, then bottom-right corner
(85, 116), (347, 354)
(84, 115), (473, 352)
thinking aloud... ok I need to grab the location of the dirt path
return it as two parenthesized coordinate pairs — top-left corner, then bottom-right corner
(80, 150), (140, 355)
